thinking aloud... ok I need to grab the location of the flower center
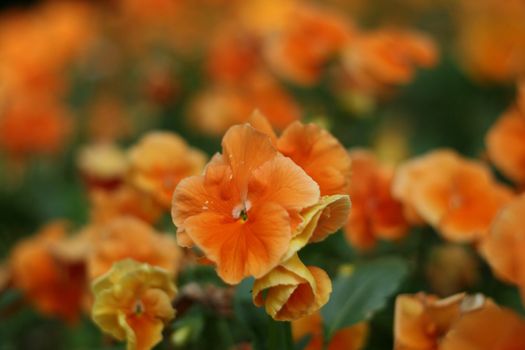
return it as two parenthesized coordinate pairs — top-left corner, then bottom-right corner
(232, 200), (251, 222)
(133, 299), (145, 315)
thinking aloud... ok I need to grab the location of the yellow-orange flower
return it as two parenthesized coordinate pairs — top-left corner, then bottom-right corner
(9, 221), (86, 322)
(292, 312), (368, 350)
(87, 217), (181, 280)
(392, 149), (513, 242)
(91, 259), (177, 350)
(172, 124), (320, 284)
(344, 149), (408, 250)
(252, 255), (331, 321)
(480, 194), (525, 302)
(486, 107), (525, 184)
(128, 132), (207, 208)
(265, 3), (353, 85)
(77, 143), (129, 191)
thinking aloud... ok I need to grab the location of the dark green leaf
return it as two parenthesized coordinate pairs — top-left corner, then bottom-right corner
(321, 257), (409, 339)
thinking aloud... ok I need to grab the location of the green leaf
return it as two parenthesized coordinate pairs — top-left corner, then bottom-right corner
(321, 257), (409, 339)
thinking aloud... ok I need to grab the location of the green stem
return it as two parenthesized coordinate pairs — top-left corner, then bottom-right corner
(268, 319), (294, 350)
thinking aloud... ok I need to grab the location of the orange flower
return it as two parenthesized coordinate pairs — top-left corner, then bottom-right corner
(91, 259), (177, 350)
(9, 221), (86, 322)
(190, 73), (301, 135)
(128, 132), (207, 208)
(480, 194), (525, 301)
(456, 0), (525, 82)
(486, 107), (525, 184)
(439, 298), (525, 350)
(342, 29), (437, 95)
(249, 112), (352, 196)
(89, 186), (164, 225)
(87, 217), (181, 280)
(172, 124), (320, 284)
(292, 312), (367, 350)
(395, 292), (525, 350)
(265, 3), (353, 85)
(344, 149), (408, 250)
(252, 255), (331, 321)
(392, 150), (513, 242)
(0, 98), (72, 158)
(206, 27), (262, 85)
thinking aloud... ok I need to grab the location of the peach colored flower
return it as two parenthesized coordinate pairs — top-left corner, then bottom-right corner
(9, 221), (86, 322)
(265, 3), (353, 85)
(172, 124), (320, 284)
(392, 150), (513, 242)
(480, 194), (525, 302)
(344, 149), (408, 250)
(486, 107), (525, 184)
(128, 132), (207, 208)
(87, 217), (181, 280)
(91, 259), (177, 350)
(292, 312), (368, 350)
(252, 255), (331, 321)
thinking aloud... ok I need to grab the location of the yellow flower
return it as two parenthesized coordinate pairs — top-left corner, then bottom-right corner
(91, 259), (177, 350)
(284, 194), (350, 261)
(252, 254), (332, 321)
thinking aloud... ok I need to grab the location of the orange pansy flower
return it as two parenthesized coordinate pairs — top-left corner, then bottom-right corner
(342, 28), (437, 96)
(190, 73), (301, 135)
(480, 194), (525, 301)
(395, 292), (525, 350)
(249, 112), (352, 196)
(172, 124), (320, 284)
(456, 0), (525, 82)
(89, 186), (164, 225)
(91, 259), (177, 350)
(392, 150), (513, 242)
(128, 132), (207, 208)
(206, 27), (262, 85)
(292, 312), (368, 350)
(87, 217), (181, 280)
(486, 107), (525, 184)
(252, 255), (331, 321)
(265, 3), (353, 85)
(0, 98), (72, 158)
(9, 221), (86, 322)
(344, 149), (408, 250)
